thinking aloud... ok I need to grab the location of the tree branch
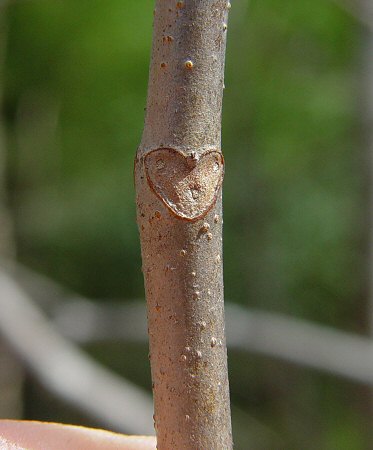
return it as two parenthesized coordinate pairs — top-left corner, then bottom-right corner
(135, 1), (232, 448)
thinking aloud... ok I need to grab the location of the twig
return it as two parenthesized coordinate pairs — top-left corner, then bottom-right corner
(227, 304), (373, 386)
(135, 1), (232, 448)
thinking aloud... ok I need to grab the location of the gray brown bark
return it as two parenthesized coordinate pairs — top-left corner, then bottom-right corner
(135, 1), (232, 448)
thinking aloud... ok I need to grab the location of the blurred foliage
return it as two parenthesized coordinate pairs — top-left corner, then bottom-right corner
(1, 0), (369, 448)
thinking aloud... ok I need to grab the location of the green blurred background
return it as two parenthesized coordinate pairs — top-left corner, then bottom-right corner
(0, 0), (370, 448)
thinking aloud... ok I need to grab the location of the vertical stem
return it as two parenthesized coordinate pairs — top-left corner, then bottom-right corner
(135, 1), (232, 448)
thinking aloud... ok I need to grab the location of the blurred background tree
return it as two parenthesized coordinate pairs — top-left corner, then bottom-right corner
(0, 0), (370, 448)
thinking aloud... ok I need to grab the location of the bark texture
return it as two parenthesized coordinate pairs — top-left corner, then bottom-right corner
(135, 1), (232, 448)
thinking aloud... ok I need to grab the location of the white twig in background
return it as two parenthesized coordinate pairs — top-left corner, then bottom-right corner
(54, 299), (373, 387)
(5, 261), (373, 425)
(0, 269), (153, 435)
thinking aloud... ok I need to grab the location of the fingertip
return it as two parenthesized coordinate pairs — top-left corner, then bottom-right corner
(0, 420), (156, 450)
